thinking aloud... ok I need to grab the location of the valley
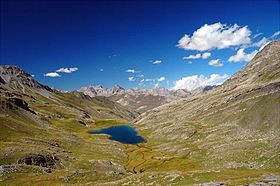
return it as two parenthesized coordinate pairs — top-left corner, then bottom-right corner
(0, 40), (280, 185)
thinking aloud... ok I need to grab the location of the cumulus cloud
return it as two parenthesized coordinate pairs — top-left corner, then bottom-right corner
(183, 52), (211, 59)
(152, 60), (162, 64)
(44, 72), (61, 77)
(208, 59), (223, 67)
(157, 77), (165, 82)
(177, 22), (251, 51)
(172, 74), (229, 90)
(128, 77), (135, 81)
(228, 48), (258, 62)
(184, 53), (200, 59)
(202, 52), (211, 59)
(143, 77), (166, 82)
(126, 69), (135, 73)
(56, 67), (78, 73)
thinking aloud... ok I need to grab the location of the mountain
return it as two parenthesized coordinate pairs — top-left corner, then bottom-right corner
(0, 65), (142, 184)
(131, 40), (280, 184)
(0, 65), (137, 120)
(78, 84), (125, 97)
(1, 40), (279, 185)
(79, 84), (214, 113)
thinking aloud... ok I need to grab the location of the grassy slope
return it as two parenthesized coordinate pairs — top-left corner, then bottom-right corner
(1, 41), (280, 185)
(0, 85), (141, 185)
(129, 41), (280, 184)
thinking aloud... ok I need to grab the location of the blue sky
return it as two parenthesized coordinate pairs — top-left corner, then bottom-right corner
(1, 0), (279, 90)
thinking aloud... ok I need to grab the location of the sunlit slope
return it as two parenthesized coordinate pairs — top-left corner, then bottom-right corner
(0, 66), (139, 184)
(0, 40), (279, 185)
(134, 40), (280, 177)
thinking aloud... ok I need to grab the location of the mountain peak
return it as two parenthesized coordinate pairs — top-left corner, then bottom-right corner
(113, 84), (125, 89)
(224, 39), (280, 88)
(0, 65), (51, 93)
(0, 65), (32, 78)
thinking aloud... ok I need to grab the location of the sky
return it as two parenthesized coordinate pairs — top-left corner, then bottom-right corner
(1, 0), (279, 91)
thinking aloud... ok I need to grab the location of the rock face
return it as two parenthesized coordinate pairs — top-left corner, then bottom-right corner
(79, 84), (212, 99)
(18, 154), (60, 169)
(78, 84), (125, 97)
(79, 84), (214, 113)
(0, 66), (52, 92)
(6, 97), (36, 114)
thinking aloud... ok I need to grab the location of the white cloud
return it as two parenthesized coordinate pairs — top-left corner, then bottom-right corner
(177, 23), (251, 51)
(252, 37), (270, 48)
(138, 74), (144, 78)
(128, 77), (135, 81)
(157, 77), (165, 82)
(257, 39), (271, 51)
(126, 69), (135, 73)
(100, 69), (104, 72)
(248, 31), (279, 51)
(56, 67), (78, 73)
(183, 52), (211, 59)
(208, 59), (223, 67)
(152, 60), (162, 64)
(154, 83), (160, 88)
(272, 31), (280, 38)
(140, 79), (145, 82)
(109, 54), (119, 58)
(44, 72), (61, 77)
(202, 52), (211, 59)
(253, 33), (262, 39)
(187, 61), (192, 64)
(183, 53), (201, 59)
(228, 48), (258, 62)
(172, 74), (229, 90)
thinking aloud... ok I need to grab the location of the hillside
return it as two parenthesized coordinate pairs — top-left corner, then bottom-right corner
(0, 66), (140, 184)
(131, 40), (280, 184)
(0, 40), (279, 185)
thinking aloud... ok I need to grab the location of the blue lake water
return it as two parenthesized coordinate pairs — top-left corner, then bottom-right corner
(88, 125), (146, 144)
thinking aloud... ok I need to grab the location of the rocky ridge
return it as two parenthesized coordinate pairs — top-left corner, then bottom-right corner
(79, 84), (215, 113)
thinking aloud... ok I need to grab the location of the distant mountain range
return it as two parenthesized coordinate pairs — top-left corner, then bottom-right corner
(0, 40), (279, 185)
(78, 84), (215, 113)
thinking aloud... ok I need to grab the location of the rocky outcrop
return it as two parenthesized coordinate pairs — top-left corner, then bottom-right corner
(0, 77), (5, 84)
(18, 154), (60, 169)
(78, 84), (125, 97)
(6, 97), (36, 114)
